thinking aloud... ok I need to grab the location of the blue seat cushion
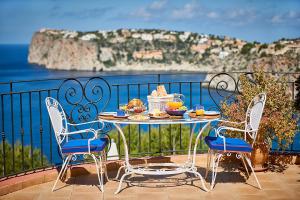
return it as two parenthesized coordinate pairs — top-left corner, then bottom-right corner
(205, 136), (252, 152)
(62, 138), (108, 154)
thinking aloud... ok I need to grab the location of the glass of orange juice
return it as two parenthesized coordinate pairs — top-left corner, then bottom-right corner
(195, 105), (205, 116)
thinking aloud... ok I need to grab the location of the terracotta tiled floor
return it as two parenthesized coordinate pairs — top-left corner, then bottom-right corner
(1, 155), (299, 200)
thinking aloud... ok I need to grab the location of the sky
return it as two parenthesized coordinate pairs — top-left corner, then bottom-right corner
(0, 0), (300, 44)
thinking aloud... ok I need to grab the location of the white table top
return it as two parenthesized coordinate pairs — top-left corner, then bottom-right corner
(99, 116), (219, 125)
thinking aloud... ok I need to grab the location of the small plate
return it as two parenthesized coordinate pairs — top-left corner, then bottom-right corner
(114, 114), (129, 119)
(204, 111), (220, 116)
(99, 112), (116, 116)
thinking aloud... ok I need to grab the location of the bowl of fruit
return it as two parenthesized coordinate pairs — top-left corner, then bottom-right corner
(165, 104), (187, 116)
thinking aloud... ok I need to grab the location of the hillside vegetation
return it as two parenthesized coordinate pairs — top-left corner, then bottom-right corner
(28, 28), (300, 72)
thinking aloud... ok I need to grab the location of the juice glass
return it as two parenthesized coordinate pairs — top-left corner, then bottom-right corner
(195, 105), (205, 116)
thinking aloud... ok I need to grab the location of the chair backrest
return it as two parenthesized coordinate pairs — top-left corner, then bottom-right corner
(45, 97), (68, 150)
(245, 93), (266, 144)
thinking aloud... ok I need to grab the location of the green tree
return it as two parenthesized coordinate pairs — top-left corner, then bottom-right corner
(0, 141), (48, 176)
(258, 43), (268, 52)
(275, 43), (285, 51)
(241, 43), (255, 55)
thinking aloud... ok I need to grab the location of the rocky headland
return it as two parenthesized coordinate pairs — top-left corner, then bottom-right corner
(28, 28), (300, 72)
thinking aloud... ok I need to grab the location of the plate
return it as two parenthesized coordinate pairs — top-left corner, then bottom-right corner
(204, 111), (220, 116)
(114, 114), (129, 119)
(188, 112), (220, 119)
(128, 115), (150, 121)
(149, 113), (170, 119)
(99, 112), (116, 116)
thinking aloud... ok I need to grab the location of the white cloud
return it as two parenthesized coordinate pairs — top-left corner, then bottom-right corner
(271, 15), (284, 23)
(207, 11), (218, 19)
(270, 10), (300, 24)
(171, 2), (200, 19)
(288, 11), (297, 18)
(129, 0), (167, 20)
(130, 7), (152, 20)
(149, 0), (167, 10)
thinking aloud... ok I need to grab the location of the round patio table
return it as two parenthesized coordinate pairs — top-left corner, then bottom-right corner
(99, 115), (219, 194)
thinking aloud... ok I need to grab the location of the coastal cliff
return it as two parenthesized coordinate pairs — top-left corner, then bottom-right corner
(28, 28), (300, 72)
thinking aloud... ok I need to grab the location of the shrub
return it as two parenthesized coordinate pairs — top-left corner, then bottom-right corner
(241, 43), (255, 55)
(103, 59), (115, 67)
(221, 69), (297, 150)
(258, 43), (268, 52)
(260, 52), (267, 58)
(0, 141), (48, 175)
(275, 43), (285, 51)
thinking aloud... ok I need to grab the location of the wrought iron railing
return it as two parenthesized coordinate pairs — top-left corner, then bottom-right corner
(0, 72), (298, 179)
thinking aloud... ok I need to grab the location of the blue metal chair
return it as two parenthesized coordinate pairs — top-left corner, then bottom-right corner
(45, 97), (108, 192)
(205, 93), (266, 190)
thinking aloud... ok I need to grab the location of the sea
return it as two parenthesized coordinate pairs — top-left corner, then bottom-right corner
(0, 45), (299, 166)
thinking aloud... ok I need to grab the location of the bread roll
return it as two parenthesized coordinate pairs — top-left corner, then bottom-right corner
(127, 98), (143, 108)
(157, 85), (167, 96)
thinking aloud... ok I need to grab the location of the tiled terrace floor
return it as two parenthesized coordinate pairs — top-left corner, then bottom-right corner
(1, 155), (299, 200)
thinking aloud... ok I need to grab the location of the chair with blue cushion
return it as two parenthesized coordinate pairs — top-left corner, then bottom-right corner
(45, 97), (108, 192)
(205, 93), (266, 190)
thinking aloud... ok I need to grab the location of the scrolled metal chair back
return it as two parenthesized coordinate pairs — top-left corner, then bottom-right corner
(245, 93), (266, 145)
(45, 97), (68, 152)
(57, 77), (111, 126)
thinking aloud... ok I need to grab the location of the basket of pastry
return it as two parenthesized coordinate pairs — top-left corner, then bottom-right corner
(147, 85), (174, 114)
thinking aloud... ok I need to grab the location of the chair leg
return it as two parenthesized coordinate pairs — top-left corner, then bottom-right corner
(115, 165), (125, 180)
(91, 154), (104, 192)
(244, 155), (262, 189)
(241, 154), (250, 178)
(114, 171), (133, 194)
(98, 154), (105, 192)
(205, 149), (212, 179)
(210, 153), (222, 190)
(102, 150), (110, 182)
(187, 169), (209, 192)
(52, 155), (71, 192)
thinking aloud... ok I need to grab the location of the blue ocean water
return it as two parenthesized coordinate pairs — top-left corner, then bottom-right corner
(0, 45), (299, 167)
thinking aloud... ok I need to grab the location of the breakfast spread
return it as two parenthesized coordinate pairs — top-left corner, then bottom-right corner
(98, 84), (219, 121)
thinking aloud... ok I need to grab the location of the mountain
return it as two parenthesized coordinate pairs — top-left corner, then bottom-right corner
(28, 28), (300, 72)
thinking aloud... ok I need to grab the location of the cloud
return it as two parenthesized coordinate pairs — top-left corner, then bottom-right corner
(171, 2), (200, 19)
(149, 0), (167, 10)
(227, 9), (256, 20)
(271, 15), (284, 23)
(51, 7), (113, 19)
(270, 10), (300, 24)
(127, 0), (168, 20)
(130, 7), (152, 20)
(207, 11), (218, 19)
(221, 8), (257, 26)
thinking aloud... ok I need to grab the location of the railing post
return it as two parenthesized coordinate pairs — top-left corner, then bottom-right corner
(1, 94), (6, 176)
